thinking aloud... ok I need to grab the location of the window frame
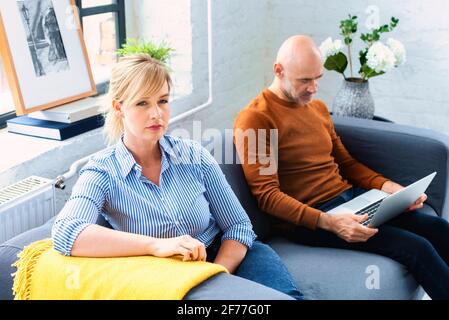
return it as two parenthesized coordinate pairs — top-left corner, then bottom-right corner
(0, 0), (126, 128)
(75, 0), (126, 94)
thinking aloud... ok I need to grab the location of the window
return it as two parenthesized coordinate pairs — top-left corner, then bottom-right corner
(0, 0), (126, 128)
(0, 58), (17, 128)
(123, 0), (201, 117)
(76, 0), (126, 94)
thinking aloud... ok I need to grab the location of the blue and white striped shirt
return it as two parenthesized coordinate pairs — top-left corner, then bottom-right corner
(52, 135), (256, 256)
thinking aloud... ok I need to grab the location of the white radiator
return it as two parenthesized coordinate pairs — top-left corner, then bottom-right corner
(0, 176), (55, 244)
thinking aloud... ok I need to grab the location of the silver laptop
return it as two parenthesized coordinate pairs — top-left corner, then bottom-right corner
(326, 172), (437, 227)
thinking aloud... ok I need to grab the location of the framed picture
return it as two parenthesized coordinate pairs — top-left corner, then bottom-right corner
(0, 0), (96, 115)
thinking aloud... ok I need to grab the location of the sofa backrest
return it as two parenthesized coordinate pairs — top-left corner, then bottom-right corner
(218, 154), (275, 240)
(333, 115), (449, 218)
(205, 130), (277, 240)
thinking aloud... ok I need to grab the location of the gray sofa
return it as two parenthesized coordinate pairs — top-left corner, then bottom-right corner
(1, 116), (448, 300)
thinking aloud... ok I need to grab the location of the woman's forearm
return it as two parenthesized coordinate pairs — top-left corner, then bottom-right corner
(214, 239), (248, 273)
(70, 225), (206, 261)
(70, 224), (153, 257)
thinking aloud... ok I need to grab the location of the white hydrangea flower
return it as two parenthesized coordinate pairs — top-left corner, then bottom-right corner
(319, 37), (343, 60)
(366, 42), (396, 73)
(386, 38), (406, 66)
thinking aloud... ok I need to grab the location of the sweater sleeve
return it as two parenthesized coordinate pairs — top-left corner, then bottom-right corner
(315, 101), (389, 190)
(234, 110), (322, 230)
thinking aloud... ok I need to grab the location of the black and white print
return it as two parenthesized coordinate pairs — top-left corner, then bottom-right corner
(17, 0), (69, 77)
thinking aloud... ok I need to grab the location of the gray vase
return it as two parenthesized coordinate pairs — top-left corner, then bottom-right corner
(332, 78), (375, 119)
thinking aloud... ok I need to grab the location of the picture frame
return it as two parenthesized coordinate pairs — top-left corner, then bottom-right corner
(0, 0), (96, 116)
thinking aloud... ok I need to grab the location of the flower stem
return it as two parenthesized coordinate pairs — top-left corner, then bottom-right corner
(362, 69), (375, 81)
(348, 44), (353, 78)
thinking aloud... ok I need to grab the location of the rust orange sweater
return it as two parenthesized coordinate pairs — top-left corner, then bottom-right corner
(234, 89), (388, 230)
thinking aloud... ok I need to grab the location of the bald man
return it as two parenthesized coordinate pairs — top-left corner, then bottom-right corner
(233, 35), (449, 299)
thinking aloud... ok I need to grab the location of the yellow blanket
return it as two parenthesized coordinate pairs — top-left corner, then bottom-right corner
(12, 239), (227, 300)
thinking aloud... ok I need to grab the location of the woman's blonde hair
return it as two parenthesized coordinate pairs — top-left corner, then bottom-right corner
(101, 53), (172, 145)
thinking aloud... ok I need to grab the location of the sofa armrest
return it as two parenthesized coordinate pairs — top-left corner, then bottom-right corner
(0, 218), (53, 300)
(0, 214), (112, 300)
(332, 115), (449, 219)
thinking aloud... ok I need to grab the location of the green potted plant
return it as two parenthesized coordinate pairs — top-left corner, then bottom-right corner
(116, 38), (174, 65)
(319, 15), (406, 119)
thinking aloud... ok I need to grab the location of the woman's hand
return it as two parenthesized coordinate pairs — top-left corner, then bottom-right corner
(148, 235), (207, 262)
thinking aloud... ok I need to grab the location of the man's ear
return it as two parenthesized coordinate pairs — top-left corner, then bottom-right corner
(273, 63), (284, 78)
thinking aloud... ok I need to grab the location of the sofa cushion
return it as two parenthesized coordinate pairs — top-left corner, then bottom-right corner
(185, 272), (293, 300)
(268, 236), (423, 300)
(267, 205), (436, 300)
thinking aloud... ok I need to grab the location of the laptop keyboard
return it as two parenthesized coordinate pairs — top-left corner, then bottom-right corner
(355, 199), (384, 226)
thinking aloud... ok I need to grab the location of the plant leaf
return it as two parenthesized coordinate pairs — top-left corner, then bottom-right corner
(324, 52), (348, 74)
(360, 64), (385, 79)
(359, 49), (368, 67)
(116, 38), (175, 64)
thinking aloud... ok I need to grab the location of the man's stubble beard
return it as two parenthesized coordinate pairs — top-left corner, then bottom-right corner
(281, 79), (300, 104)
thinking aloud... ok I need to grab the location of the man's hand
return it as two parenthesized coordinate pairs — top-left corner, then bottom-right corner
(318, 212), (378, 243)
(406, 194), (427, 211)
(381, 180), (427, 211)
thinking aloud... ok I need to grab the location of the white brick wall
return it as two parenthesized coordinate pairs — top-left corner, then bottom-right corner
(167, 0), (271, 133)
(2, 0), (448, 213)
(123, 0), (272, 134)
(142, 0), (449, 135)
(265, 0), (449, 134)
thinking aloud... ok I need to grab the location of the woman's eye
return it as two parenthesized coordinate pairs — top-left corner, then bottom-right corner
(159, 99), (169, 105)
(137, 101), (147, 107)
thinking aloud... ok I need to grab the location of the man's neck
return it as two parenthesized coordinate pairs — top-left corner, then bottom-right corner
(268, 83), (306, 107)
(268, 83), (289, 102)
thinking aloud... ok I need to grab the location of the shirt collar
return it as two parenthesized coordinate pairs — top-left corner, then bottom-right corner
(114, 135), (136, 178)
(114, 135), (178, 179)
(159, 135), (178, 159)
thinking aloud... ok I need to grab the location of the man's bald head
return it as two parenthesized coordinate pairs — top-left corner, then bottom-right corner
(269, 35), (324, 105)
(276, 35), (322, 71)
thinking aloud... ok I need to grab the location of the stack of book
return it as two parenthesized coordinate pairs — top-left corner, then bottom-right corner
(6, 98), (105, 141)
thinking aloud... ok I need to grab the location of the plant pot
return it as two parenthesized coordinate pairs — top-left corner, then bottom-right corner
(332, 78), (375, 119)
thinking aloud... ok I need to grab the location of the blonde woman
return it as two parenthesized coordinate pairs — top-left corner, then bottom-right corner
(52, 54), (303, 300)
